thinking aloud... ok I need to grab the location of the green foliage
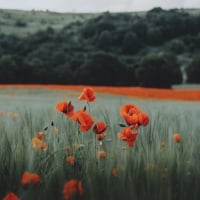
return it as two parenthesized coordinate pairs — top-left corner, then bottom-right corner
(0, 8), (200, 86)
(76, 52), (135, 86)
(136, 53), (182, 88)
(186, 54), (200, 83)
(122, 32), (141, 54)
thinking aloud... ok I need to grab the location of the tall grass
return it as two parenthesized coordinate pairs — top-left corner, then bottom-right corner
(0, 89), (200, 200)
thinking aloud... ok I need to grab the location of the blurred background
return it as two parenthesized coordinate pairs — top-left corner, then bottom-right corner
(0, 0), (200, 88)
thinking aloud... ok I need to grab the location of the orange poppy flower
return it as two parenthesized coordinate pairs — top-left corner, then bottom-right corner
(73, 110), (94, 132)
(118, 127), (138, 147)
(112, 167), (118, 177)
(63, 179), (84, 200)
(173, 133), (181, 143)
(21, 171), (31, 186)
(93, 121), (107, 134)
(55, 101), (74, 117)
(138, 112), (149, 126)
(32, 137), (48, 151)
(120, 104), (141, 126)
(30, 173), (41, 185)
(37, 131), (45, 140)
(78, 87), (96, 102)
(21, 171), (41, 186)
(3, 192), (20, 200)
(97, 150), (107, 159)
(66, 156), (75, 166)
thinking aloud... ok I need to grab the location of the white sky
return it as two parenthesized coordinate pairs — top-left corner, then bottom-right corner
(0, 0), (199, 13)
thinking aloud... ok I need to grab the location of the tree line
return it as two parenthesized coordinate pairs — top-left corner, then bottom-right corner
(0, 7), (200, 88)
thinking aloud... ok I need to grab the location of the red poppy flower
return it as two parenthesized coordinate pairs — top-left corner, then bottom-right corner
(118, 127), (138, 147)
(32, 137), (48, 151)
(56, 101), (74, 117)
(63, 179), (84, 200)
(78, 87), (96, 102)
(93, 121), (107, 134)
(73, 110), (94, 132)
(37, 131), (45, 140)
(173, 133), (181, 143)
(21, 171), (41, 186)
(30, 173), (41, 185)
(120, 104), (149, 128)
(112, 167), (118, 177)
(138, 112), (149, 126)
(3, 192), (20, 200)
(21, 171), (31, 186)
(120, 104), (141, 126)
(97, 150), (107, 159)
(66, 156), (75, 166)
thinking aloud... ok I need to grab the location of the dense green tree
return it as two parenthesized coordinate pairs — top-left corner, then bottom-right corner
(135, 53), (182, 88)
(122, 32), (141, 54)
(76, 52), (134, 86)
(96, 30), (112, 50)
(186, 55), (200, 83)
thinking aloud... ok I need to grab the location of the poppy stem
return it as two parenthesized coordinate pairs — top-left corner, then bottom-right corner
(87, 101), (91, 113)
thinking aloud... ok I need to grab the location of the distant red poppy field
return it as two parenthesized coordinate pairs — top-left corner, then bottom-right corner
(0, 84), (200, 101)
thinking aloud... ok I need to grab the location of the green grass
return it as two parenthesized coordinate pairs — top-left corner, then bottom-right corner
(1, 8), (200, 37)
(0, 88), (200, 200)
(0, 9), (99, 37)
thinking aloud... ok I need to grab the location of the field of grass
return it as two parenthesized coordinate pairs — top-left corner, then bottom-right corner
(0, 86), (200, 200)
(0, 9), (98, 36)
(1, 8), (200, 37)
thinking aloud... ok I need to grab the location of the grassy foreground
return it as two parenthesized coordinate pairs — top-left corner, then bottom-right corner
(0, 87), (200, 200)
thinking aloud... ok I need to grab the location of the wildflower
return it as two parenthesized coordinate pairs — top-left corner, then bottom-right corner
(73, 109), (94, 132)
(0, 111), (4, 116)
(7, 112), (18, 119)
(112, 167), (118, 177)
(53, 127), (59, 134)
(78, 87), (96, 102)
(3, 192), (20, 200)
(173, 133), (181, 143)
(63, 179), (84, 200)
(138, 112), (149, 126)
(56, 101), (74, 117)
(66, 156), (75, 166)
(30, 173), (41, 185)
(120, 104), (149, 127)
(21, 171), (41, 186)
(118, 127), (138, 147)
(37, 131), (45, 140)
(93, 121), (107, 134)
(21, 171), (30, 186)
(97, 150), (107, 159)
(32, 137), (47, 151)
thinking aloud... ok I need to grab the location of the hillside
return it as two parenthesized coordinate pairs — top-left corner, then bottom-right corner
(0, 7), (200, 87)
(0, 9), (98, 36)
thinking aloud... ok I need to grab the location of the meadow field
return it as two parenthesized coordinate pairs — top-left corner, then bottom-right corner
(0, 86), (200, 200)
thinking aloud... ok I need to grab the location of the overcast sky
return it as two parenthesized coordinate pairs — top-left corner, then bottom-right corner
(0, 0), (199, 13)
